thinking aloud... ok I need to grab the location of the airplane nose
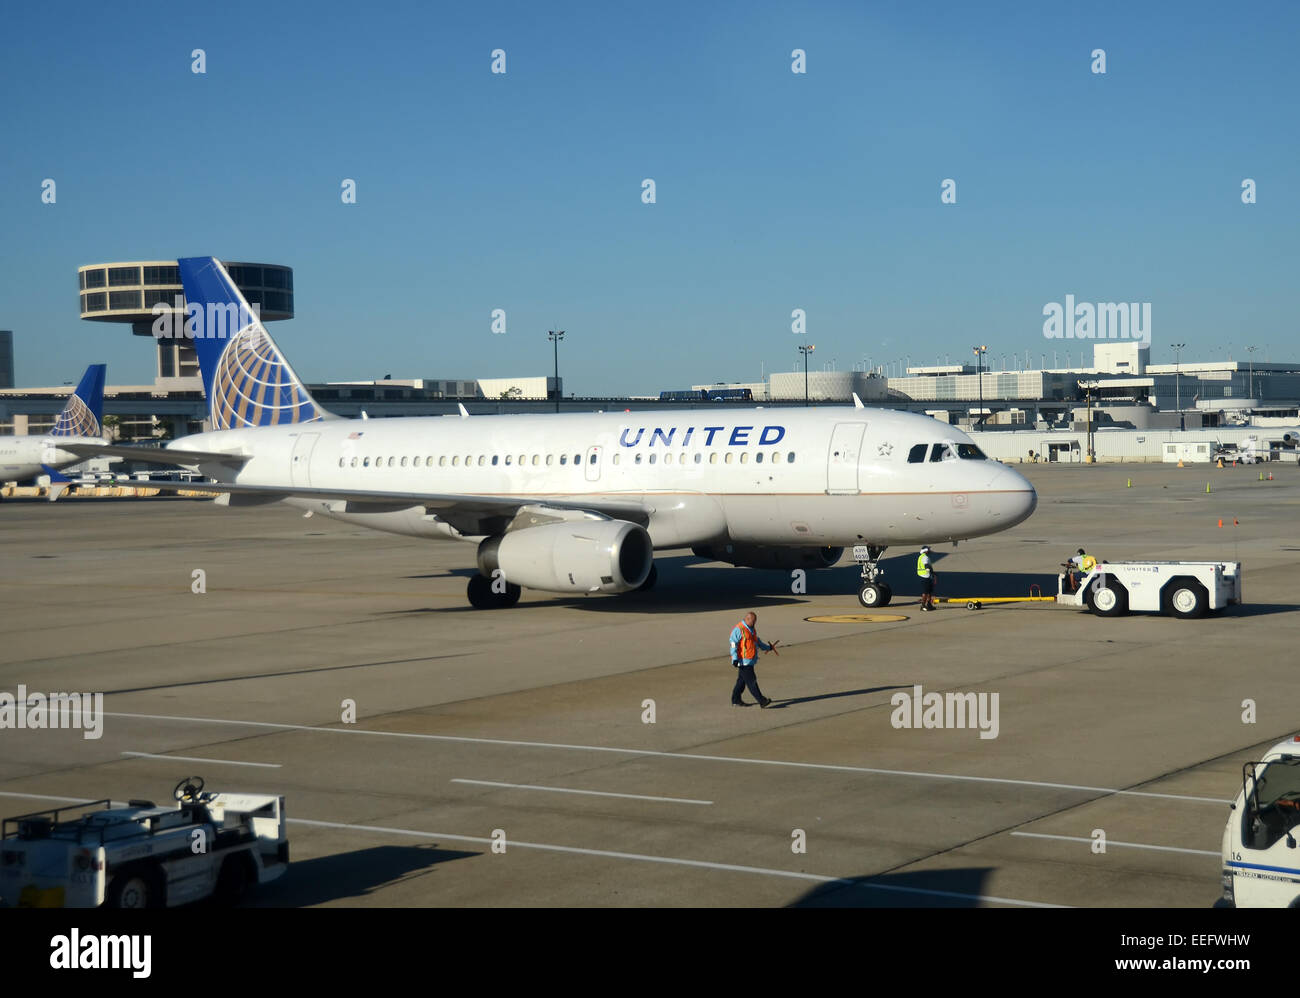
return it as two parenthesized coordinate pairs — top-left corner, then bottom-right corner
(988, 465), (1037, 527)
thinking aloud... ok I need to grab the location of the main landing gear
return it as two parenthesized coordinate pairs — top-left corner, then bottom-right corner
(467, 573), (521, 609)
(854, 544), (892, 608)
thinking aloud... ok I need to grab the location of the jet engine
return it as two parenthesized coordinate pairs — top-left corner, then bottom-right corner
(478, 519), (653, 593)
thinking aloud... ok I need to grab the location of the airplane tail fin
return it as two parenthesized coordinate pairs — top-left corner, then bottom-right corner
(50, 364), (106, 438)
(177, 257), (329, 430)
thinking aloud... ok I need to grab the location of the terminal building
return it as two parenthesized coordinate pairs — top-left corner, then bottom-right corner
(2, 259), (1298, 464)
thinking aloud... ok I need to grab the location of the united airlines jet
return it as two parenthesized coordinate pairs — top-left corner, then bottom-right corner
(0, 364), (107, 500)
(66, 258), (1037, 608)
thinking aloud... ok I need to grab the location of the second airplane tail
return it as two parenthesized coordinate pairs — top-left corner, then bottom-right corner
(177, 256), (328, 430)
(50, 363), (106, 438)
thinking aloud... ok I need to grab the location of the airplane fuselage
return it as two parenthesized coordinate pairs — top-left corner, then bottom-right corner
(171, 406), (1037, 550)
(0, 436), (104, 483)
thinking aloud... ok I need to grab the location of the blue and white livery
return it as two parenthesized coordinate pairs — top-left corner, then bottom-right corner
(65, 257), (1038, 608)
(0, 364), (107, 498)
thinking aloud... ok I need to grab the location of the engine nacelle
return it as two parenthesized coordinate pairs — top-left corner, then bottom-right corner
(478, 519), (653, 593)
(692, 543), (844, 570)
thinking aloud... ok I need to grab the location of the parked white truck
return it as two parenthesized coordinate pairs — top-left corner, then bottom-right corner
(1222, 736), (1300, 907)
(0, 777), (287, 908)
(1057, 560), (1242, 618)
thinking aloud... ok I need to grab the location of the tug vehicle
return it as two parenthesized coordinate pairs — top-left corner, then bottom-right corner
(0, 777), (287, 908)
(1056, 561), (1242, 618)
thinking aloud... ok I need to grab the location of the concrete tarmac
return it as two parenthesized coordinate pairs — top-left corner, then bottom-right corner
(1, 461), (1298, 907)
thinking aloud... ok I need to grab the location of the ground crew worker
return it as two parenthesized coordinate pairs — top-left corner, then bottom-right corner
(917, 545), (936, 610)
(1066, 548), (1097, 590)
(730, 611), (775, 707)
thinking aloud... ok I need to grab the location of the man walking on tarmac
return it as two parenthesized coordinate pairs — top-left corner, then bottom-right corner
(917, 545), (937, 610)
(730, 611), (778, 707)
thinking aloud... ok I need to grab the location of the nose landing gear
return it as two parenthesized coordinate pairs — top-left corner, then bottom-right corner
(853, 544), (892, 607)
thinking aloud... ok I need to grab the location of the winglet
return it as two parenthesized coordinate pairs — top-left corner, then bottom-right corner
(852, 393), (865, 410)
(458, 403), (470, 419)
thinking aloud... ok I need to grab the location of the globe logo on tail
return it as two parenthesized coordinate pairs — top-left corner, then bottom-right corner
(210, 324), (321, 430)
(50, 395), (100, 438)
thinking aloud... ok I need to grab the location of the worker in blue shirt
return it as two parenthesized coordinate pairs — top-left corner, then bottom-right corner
(730, 611), (777, 707)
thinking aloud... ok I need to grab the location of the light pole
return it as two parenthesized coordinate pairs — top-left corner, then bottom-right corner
(972, 344), (988, 431)
(798, 344), (815, 406)
(1246, 345), (1258, 402)
(1170, 342), (1185, 428)
(548, 330), (564, 412)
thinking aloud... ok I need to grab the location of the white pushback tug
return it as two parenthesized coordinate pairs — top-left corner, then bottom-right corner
(1056, 560), (1242, 618)
(0, 777), (287, 908)
(1223, 736), (1300, 907)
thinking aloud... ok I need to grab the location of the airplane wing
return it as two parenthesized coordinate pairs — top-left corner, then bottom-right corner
(130, 478), (651, 535)
(58, 442), (251, 468)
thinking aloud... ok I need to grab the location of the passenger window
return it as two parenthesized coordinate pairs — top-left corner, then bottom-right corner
(428, 456), (435, 466)
(532, 455), (539, 466)
(505, 455), (512, 465)
(560, 454), (568, 465)
(413, 456), (421, 467)
(740, 452), (749, 464)
(452, 456), (460, 466)
(492, 456), (499, 466)
(772, 452), (781, 464)
(710, 453), (718, 464)
(338, 457), (345, 468)
(649, 454), (657, 465)
(546, 454), (553, 466)
(401, 456), (408, 467)
(664, 454), (673, 465)
(635, 453), (642, 465)
(679, 452), (686, 464)
(787, 452), (796, 463)
(907, 444), (927, 463)
(755, 452), (763, 463)
(351, 457), (358, 467)
(519, 454), (526, 465)
(725, 452), (734, 464)
(574, 453), (581, 464)
(438, 456), (446, 467)
(612, 454), (620, 465)
(363, 457), (371, 467)
(694, 453), (702, 464)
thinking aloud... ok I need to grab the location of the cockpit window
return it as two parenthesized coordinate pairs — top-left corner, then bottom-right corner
(956, 444), (987, 460)
(907, 444), (927, 464)
(929, 443), (958, 462)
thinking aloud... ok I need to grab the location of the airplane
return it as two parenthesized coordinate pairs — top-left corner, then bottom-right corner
(0, 364), (107, 501)
(65, 257), (1037, 608)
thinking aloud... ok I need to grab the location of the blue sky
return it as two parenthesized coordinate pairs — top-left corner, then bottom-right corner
(2, 1), (1296, 393)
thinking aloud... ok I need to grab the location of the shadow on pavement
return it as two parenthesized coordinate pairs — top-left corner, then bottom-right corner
(244, 844), (479, 907)
(789, 867), (1008, 908)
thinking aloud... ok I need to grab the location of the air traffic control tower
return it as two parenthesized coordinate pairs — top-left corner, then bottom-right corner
(78, 260), (294, 392)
